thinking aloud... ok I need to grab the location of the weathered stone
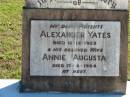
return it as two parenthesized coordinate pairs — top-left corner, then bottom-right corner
(25, 0), (128, 10)
(30, 20), (120, 77)
(21, 9), (128, 93)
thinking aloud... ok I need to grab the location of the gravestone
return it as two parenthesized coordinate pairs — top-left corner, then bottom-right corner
(21, 0), (128, 94)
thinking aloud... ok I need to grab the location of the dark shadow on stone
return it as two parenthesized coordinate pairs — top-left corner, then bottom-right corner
(0, 81), (124, 97)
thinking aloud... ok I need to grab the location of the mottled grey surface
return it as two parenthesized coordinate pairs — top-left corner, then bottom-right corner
(22, 9), (128, 93)
(30, 20), (120, 76)
(25, 0), (128, 10)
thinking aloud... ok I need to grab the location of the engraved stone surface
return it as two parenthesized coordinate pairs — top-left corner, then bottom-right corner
(22, 9), (128, 93)
(30, 20), (120, 76)
(26, 0), (128, 10)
